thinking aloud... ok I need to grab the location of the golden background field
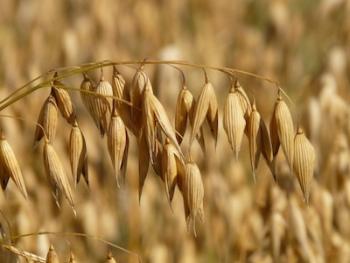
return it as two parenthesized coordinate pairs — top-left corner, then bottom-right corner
(0, 0), (350, 262)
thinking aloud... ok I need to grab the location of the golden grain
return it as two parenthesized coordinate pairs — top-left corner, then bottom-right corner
(52, 78), (75, 124)
(184, 161), (204, 236)
(273, 94), (295, 169)
(43, 140), (74, 210)
(248, 103), (262, 181)
(46, 245), (60, 263)
(190, 82), (218, 146)
(175, 87), (194, 144)
(0, 132), (28, 198)
(223, 86), (246, 159)
(293, 128), (315, 203)
(69, 121), (88, 187)
(107, 109), (129, 187)
(34, 95), (58, 144)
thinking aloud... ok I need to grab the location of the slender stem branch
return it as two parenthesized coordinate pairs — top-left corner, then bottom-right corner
(0, 59), (280, 112)
(12, 231), (142, 262)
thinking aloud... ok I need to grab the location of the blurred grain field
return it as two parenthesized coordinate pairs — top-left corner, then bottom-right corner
(0, 0), (350, 262)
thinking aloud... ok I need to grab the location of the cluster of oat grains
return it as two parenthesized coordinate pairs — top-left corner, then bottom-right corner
(0, 61), (315, 236)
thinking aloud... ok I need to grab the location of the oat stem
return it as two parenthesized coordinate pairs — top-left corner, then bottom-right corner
(12, 231), (142, 262)
(0, 60), (280, 112)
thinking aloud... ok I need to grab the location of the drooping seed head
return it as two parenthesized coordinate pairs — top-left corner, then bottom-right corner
(68, 252), (77, 263)
(184, 161), (204, 236)
(138, 130), (150, 202)
(46, 245), (59, 263)
(293, 128), (315, 203)
(248, 103), (262, 181)
(190, 82), (218, 146)
(52, 79), (75, 124)
(112, 66), (126, 102)
(105, 251), (117, 263)
(0, 133), (27, 198)
(234, 80), (252, 119)
(80, 74), (96, 122)
(175, 87), (194, 144)
(223, 89), (246, 160)
(94, 75), (113, 136)
(272, 95), (295, 170)
(69, 121), (88, 187)
(43, 141), (74, 211)
(107, 111), (128, 187)
(131, 69), (151, 128)
(34, 95), (58, 144)
(162, 140), (184, 203)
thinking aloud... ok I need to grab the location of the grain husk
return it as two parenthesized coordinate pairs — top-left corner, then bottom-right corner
(0, 132), (28, 198)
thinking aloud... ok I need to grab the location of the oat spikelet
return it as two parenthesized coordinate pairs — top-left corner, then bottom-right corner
(145, 90), (184, 158)
(234, 80), (252, 118)
(270, 212), (285, 261)
(289, 196), (314, 262)
(274, 94), (295, 169)
(184, 161), (204, 236)
(52, 78), (75, 124)
(162, 139), (184, 203)
(107, 109), (129, 187)
(270, 103), (280, 157)
(111, 71), (137, 136)
(43, 140), (74, 211)
(69, 121), (88, 187)
(293, 128), (315, 203)
(94, 75), (113, 136)
(68, 252), (77, 263)
(0, 133), (28, 198)
(105, 252), (117, 263)
(80, 74), (98, 125)
(34, 95), (58, 144)
(260, 119), (276, 180)
(112, 66), (126, 104)
(131, 69), (149, 125)
(2, 244), (46, 262)
(190, 82), (218, 146)
(142, 84), (156, 160)
(138, 130), (150, 202)
(248, 103), (261, 181)
(223, 87), (246, 159)
(175, 87), (194, 144)
(46, 245), (59, 263)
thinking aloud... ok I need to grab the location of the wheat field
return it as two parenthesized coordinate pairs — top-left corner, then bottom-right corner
(0, 0), (350, 262)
